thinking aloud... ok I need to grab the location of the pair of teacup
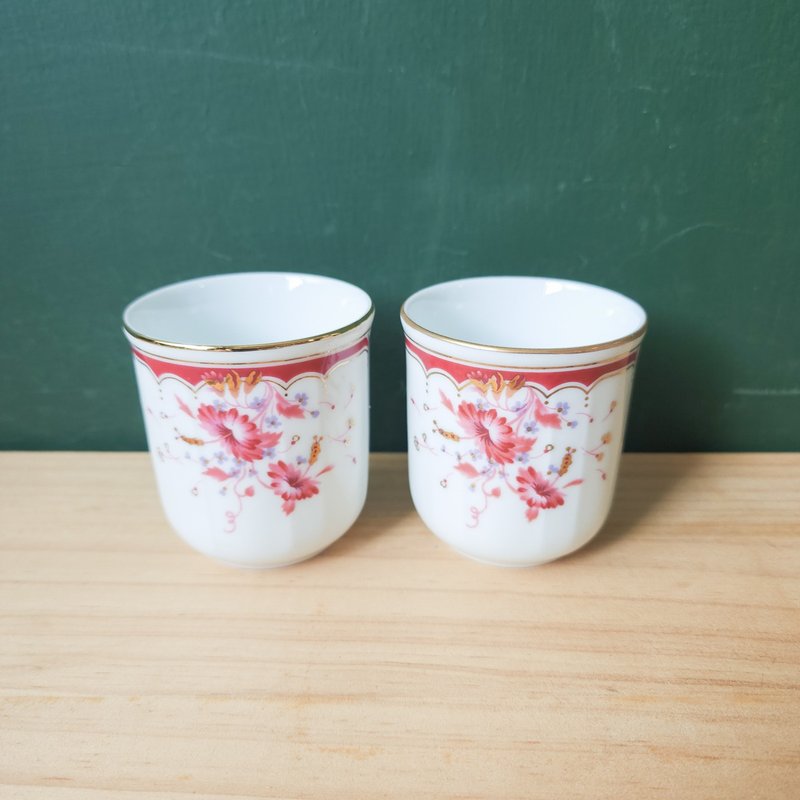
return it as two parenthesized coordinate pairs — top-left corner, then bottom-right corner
(123, 273), (646, 568)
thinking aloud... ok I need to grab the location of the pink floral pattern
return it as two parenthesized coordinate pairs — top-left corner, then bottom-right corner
(516, 466), (565, 521)
(412, 371), (616, 527)
(146, 364), (356, 531)
(197, 405), (280, 462)
(456, 402), (533, 465)
(268, 460), (325, 515)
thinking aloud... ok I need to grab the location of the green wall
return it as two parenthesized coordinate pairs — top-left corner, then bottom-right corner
(2, 0), (798, 452)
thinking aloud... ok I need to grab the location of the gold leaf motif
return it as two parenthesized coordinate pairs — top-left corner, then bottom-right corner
(224, 372), (240, 396)
(432, 419), (460, 441)
(558, 447), (575, 476)
(468, 372), (524, 396)
(242, 370), (260, 394)
(309, 435), (322, 466)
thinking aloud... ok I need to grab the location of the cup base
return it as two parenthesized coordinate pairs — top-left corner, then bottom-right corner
(212, 545), (331, 570)
(442, 535), (595, 568)
(448, 543), (556, 568)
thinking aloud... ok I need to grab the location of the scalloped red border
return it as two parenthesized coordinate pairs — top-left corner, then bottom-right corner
(133, 336), (369, 386)
(405, 337), (637, 392)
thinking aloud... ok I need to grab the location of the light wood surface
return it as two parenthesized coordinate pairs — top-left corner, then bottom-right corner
(0, 452), (798, 799)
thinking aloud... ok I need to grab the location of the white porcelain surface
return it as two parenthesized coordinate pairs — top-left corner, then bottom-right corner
(401, 276), (646, 567)
(124, 272), (373, 568)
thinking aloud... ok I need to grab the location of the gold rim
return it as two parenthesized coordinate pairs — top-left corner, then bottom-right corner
(400, 303), (647, 355)
(124, 304), (375, 353)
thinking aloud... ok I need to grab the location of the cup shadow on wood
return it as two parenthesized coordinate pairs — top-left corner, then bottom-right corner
(327, 453), (698, 566)
(563, 314), (730, 564)
(561, 453), (696, 564)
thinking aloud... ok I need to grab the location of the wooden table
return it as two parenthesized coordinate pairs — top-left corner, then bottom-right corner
(1, 453), (798, 799)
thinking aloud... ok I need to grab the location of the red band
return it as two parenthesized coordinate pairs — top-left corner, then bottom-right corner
(405, 337), (636, 392)
(134, 337), (369, 386)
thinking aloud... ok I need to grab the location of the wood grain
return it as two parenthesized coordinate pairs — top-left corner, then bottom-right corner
(0, 452), (798, 799)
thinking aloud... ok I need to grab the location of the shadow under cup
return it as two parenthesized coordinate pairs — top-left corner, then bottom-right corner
(400, 276), (647, 567)
(123, 273), (374, 568)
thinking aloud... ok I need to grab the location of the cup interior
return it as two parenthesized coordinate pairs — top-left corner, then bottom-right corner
(403, 276), (646, 350)
(124, 273), (373, 348)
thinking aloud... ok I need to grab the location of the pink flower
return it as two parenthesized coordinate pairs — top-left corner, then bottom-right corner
(196, 405), (279, 462)
(267, 460), (320, 515)
(457, 402), (532, 465)
(516, 466), (565, 521)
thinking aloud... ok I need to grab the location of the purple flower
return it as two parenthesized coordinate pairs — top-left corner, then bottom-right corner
(214, 450), (227, 463)
(294, 392), (309, 406)
(567, 419), (578, 428)
(555, 401), (570, 415)
(265, 415), (281, 428)
(310, 410), (320, 418)
(524, 421), (539, 435)
(296, 455), (307, 465)
(262, 447), (276, 459)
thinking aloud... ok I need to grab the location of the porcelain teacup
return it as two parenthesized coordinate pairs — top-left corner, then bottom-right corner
(124, 272), (374, 568)
(401, 276), (646, 566)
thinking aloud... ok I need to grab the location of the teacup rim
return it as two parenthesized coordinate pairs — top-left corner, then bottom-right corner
(123, 271), (375, 353)
(400, 275), (647, 355)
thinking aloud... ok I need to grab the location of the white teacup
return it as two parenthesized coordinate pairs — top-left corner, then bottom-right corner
(124, 272), (374, 568)
(401, 276), (646, 566)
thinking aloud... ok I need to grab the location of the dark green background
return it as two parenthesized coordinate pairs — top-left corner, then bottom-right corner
(2, 0), (798, 452)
